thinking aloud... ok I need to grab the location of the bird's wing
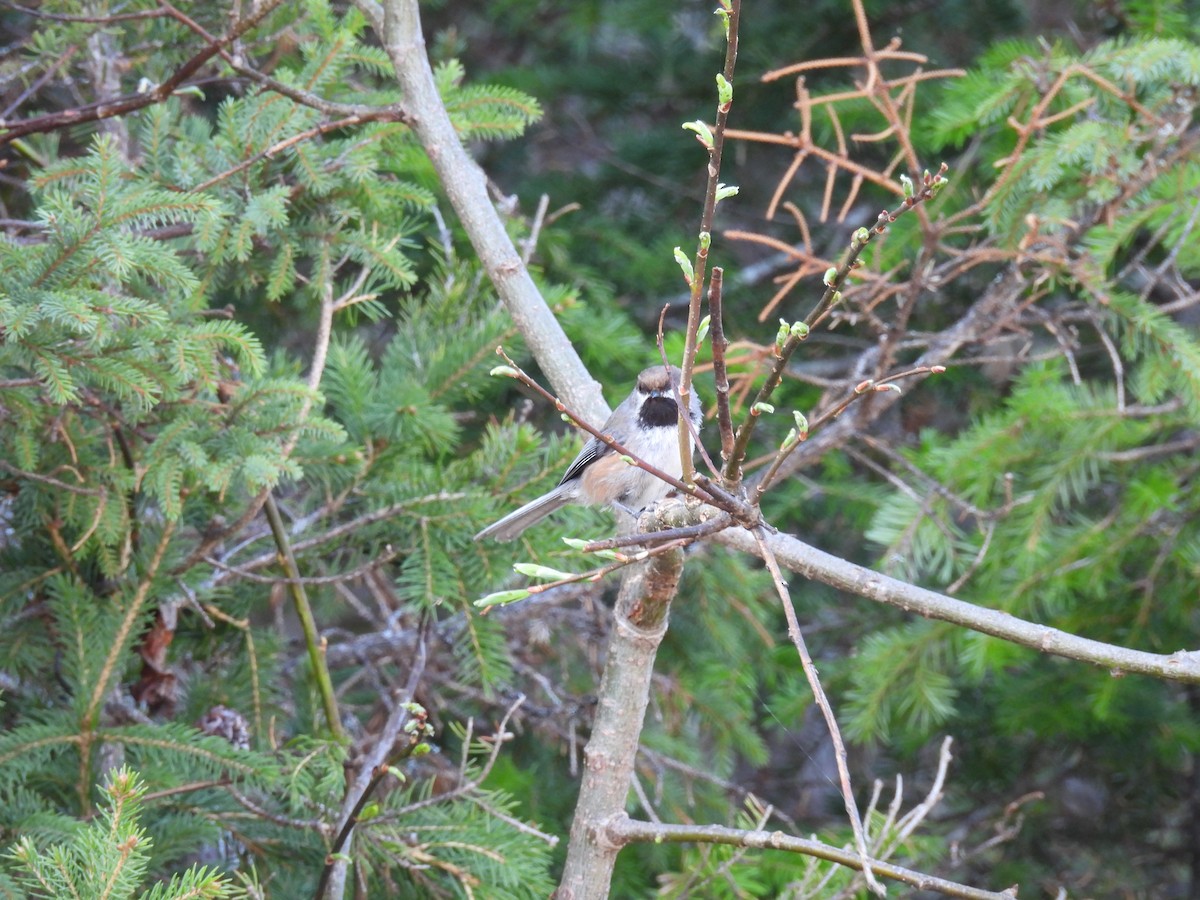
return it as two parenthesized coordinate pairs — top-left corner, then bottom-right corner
(558, 437), (612, 486)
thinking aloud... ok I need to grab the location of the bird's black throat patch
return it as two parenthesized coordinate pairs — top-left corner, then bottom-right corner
(638, 395), (678, 428)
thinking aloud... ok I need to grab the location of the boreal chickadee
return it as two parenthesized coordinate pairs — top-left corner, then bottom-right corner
(474, 365), (702, 542)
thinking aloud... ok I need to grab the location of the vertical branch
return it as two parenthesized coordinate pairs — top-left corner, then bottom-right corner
(557, 522), (686, 898)
(707, 268), (736, 467)
(679, 0), (742, 483)
(263, 494), (343, 741)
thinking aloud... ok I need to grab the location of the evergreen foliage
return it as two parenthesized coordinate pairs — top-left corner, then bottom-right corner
(0, 0), (559, 894)
(1, 0), (1199, 896)
(3, 768), (236, 899)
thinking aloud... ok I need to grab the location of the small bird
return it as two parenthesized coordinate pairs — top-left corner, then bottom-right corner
(474, 365), (702, 542)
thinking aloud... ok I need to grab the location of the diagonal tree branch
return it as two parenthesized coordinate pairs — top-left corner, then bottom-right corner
(363, 0), (606, 426)
(717, 527), (1200, 681)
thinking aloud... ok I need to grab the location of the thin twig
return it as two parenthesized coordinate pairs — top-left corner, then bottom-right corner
(724, 171), (946, 486)
(380, 694), (525, 821)
(610, 817), (1013, 900)
(754, 363), (945, 498)
(678, 0), (741, 485)
(0, 459), (105, 497)
(263, 493), (343, 741)
(0, 0), (289, 146)
(203, 546), (398, 585)
(752, 528), (882, 896)
(316, 618), (432, 900)
(581, 514), (732, 553)
(656, 306), (720, 478)
(707, 268), (736, 470)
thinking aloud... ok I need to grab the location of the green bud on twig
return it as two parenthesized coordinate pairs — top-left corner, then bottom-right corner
(793, 410), (809, 439)
(900, 173), (914, 199)
(697, 315), (711, 343)
(716, 73), (733, 107)
(562, 537), (621, 559)
(752, 402), (774, 415)
(790, 321), (809, 339)
(489, 365), (519, 377)
(823, 267), (838, 287)
(673, 247), (695, 285)
(714, 2), (731, 38)
(514, 563), (578, 581)
(474, 589), (531, 609)
(714, 183), (739, 203)
(682, 119), (714, 149)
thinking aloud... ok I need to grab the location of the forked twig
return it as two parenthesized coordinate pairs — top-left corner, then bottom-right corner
(752, 527), (883, 896)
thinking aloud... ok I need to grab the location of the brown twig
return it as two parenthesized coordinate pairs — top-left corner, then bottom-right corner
(751, 527), (883, 896)
(754, 364), (945, 498)
(0, 459), (105, 497)
(316, 617), (432, 900)
(609, 816), (1012, 900)
(203, 545), (399, 585)
(655, 306), (720, 478)
(0, 0), (289, 146)
(724, 171), (946, 488)
(677, 0), (741, 486)
(707, 268), (736, 470)
(581, 514), (733, 553)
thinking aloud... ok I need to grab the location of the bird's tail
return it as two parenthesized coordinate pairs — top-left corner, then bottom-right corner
(474, 484), (575, 542)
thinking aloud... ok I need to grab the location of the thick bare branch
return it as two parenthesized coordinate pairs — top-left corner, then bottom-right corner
(366, 0), (605, 425)
(718, 527), (1200, 681)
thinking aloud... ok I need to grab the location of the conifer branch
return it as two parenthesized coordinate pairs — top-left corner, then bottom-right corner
(160, 0), (413, 125)
(79, 521), (176, 812)
(186, 112), (407, 196)
(0, 0), (289, 146)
